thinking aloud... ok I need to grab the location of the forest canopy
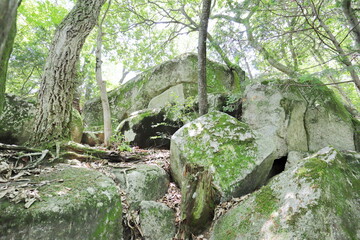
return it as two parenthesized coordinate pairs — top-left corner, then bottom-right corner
(1, 0), (359, 144)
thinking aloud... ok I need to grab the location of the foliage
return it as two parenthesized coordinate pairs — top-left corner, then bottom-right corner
(164, 96), (198, 126)
(110, 133), (132, 152)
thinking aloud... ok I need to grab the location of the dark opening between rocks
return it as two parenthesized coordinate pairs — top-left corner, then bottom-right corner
(266, 155), (287, 181)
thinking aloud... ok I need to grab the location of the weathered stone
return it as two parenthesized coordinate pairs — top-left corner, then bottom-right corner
(242, 82), (356, 154)
(210, 147), (360, 240)
(170, 111), (275, 201)
(116, 109), (179, 149)
(139, 201), (176, 240)
(285, 151), (307, 170)
(0, 94), (85, 144)
(84, 53), (237, 128)
(81, 131), (104, 146)
(148, 84), (186, 109)
(112, 164), (169, 206)
(0, 94), (35, 144)
(0, 165), (123, 240)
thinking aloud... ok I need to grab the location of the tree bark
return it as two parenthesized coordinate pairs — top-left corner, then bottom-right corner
(198, 0), (212, 116)
(31, 0), (106, 146)
(0, 0), (19, 114)
(96, 0), (112, 146)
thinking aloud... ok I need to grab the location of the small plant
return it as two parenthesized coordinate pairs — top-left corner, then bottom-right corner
(110, 133), (132, 152)
(222, 92), (243, 113)
(164, 96), (198, 126)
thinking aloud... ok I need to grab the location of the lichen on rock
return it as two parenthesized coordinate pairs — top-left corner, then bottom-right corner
(170, 111), (273, 201)
(210, 147), (360, 240)
(0, 165), (123, 240)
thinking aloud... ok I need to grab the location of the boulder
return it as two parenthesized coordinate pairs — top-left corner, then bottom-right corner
(112, 164), (169, 206)
(210, 147), (360, 240)
(139, 201), (176, 240)
(0, 165), (123, 240)
(0, 94), (84, 144)
(81, 131), (104, 146)
(170, 111), (276, 201)
(84, 53), (238, 128)
(0, 94), (35, 144)
(242, 81), (357, 154)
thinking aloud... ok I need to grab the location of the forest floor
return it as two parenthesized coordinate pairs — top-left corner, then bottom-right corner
(0, 144), (246, 240)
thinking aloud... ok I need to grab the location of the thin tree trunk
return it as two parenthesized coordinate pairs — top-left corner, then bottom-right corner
(198, 0), (212, 116)
(342, 0), (360, 51)
(0, 0), (19, 114)
(31, 0), (106, 146)
(96, 0), (112, 146)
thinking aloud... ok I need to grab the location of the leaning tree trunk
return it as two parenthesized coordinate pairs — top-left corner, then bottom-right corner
(198, 0), (212, 116)
(31, 0), (106, 146)
(0, 0), (19, 114)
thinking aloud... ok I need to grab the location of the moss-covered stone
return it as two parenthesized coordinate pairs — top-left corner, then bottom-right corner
(0, 94), (36, 144)
(170, 111), (275, 201)
(0, 165), (123, 240)
(139, 201), (176, 240)
(242, 81), (356, 156)
(112, 164), (169, 207)
(84, 53), (237, 129)
(210, 147), (360, 240)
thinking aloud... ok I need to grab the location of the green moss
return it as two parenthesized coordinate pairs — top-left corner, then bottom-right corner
(254, 186), (278, 216)
(0, 166), (122, 239)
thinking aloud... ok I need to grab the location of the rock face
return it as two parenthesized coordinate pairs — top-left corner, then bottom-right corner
(139, 201), (176, 240)
(242, 82), (357, 155)
(170, 111), (275, 201)
(0, 166), (123, 240)
(210, 147), (360, 240)
(0, 94), (84, 144)
(84, 53), (237, 128)
(0, 94), (35, 144)
(112, 164), (169, 206)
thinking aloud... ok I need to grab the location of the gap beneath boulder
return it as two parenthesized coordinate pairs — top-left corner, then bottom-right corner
(266, 155), (287, 182)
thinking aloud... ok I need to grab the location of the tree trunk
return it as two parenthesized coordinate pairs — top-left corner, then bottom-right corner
(198, 0), (212, 116)
(342, 0), (360, 51)
(96, 0), (112, 146)
(31, 0), (106, 146)
(0, 0), (19, 114)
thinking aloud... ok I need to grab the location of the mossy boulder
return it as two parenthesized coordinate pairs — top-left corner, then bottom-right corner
(242, 82), (357, 154)
(0, 165), (123, 240)
(139, 201), (176, 240)
(0, 94), (36, 144)
(84, 53), (238, 129)
(210, 147), (360, 240)
(170, 111), (276, 201)
(0, 94), (84, 144)
(112, 164), (169, 207)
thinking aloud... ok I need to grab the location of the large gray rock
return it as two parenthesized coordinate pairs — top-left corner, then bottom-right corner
(210, 147), (360, 240)
(0, 94), (84, 144)
(139, 201), (176, 240)
(170, 111), (276, 201)
(0, 94), (35, 144)
(112, 164), (169, 206)
(242, 82), (357, 153)
(84, 53), (237, 128)
(0, 166), (123, 240)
